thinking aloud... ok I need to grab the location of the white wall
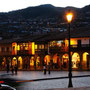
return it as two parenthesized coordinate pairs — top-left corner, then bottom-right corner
(70, 38), (90, 45)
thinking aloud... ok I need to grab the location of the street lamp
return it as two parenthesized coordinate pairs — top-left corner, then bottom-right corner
(66, 10), (73, 87)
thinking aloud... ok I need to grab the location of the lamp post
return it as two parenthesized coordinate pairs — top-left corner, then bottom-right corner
(66, 10), (73, 87)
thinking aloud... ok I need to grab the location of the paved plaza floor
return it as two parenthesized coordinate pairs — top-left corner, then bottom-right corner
(0, 71), (90, 90)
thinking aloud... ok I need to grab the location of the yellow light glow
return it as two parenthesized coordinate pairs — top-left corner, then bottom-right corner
(18, 56), (22, 69)
(32, 42), (35, 55)
(44, 55), (51, 65)
(65, 39), (68, 46)
(35, 45), (37, 49)
(83, 52), (89, 62)
(30, 56), (34, 66)
(70, 39), (76, 45)
(66, 13), (73, 23)
(17, 45), (20, 50)
(12, 57), (17, 66)
(12, 42), (17, 55)
(53, 54), (58, 63)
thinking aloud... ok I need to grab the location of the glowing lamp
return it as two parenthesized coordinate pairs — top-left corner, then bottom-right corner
(66, 13), (73, 23)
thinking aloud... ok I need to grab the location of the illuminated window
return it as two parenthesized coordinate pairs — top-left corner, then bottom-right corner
(17, 45), (20, 50)
(35, 45), (37, 49)
(39, 45), (42, 49)
(25, 47), (28, 50)
(26, 43), (28, 47)
(23, 43), (25, 46)
(42, 45), (44, 49)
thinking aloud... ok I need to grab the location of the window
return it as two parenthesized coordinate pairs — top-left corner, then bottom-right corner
(1, 47), (4, 52)
(42, 45), (44, 49)
(39, 45), (42, 49)
(6, 47), (9, 52)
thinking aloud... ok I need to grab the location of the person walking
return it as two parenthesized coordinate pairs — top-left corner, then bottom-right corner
(11, 66), (14, 74)
(48, 63), (51, 74)
(43, 64), (47, 75)
(6, 63), (9, 73)
(14, 64), (17, 75)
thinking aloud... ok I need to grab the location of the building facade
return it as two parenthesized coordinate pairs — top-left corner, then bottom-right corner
(0, 33), (90, 71)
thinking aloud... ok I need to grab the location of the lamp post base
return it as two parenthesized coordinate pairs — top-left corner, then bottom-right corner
(68, 72), (73, 87)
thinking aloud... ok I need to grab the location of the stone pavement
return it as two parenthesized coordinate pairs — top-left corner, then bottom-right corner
(1, 71), (90, 90)
(16, 86), (90, 90)
(43, 87), (90, 90)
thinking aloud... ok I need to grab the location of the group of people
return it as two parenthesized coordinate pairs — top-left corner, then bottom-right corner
(6, 64), (18, 75)
(43, 63), (51, 75)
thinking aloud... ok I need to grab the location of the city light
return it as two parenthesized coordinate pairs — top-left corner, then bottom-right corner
(66, 10), (73, 87)
(66, 13), (73, 23)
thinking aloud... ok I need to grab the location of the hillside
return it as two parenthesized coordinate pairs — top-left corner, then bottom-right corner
(0, 4), (90, 39)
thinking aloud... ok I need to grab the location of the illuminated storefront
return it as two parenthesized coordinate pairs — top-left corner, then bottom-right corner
(0, 32), (90, 71)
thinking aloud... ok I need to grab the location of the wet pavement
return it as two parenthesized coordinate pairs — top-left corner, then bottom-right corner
(0, 71), (90, 90)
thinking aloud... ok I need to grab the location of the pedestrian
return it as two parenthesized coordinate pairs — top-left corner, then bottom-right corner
(43, 64), (47, 75)
(48, 63), (50, 74)
(11, 66), (14, 74)
(6, 63), (9, 73)
(14, 64), (17, 75)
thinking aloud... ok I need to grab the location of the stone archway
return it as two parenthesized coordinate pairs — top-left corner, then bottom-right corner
(44, 55), (51, 65)
(36, 56), (41, 69)
(1, 57), (5, 70)
(53, 53), (60, 69)
(23, 56), (30, 70)
(18, 56), (23, 70)
(12, 57), (17, 67)
(82, 52), (89, 69)
(30, 56), (35, 69)
(72, 52), (80, 69)
(62, 54), (69, 69)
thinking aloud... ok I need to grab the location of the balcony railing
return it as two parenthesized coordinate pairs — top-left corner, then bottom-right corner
(71, 44), (90, 48)
(17, 50), (29, 55)
(0, 51), (12, 56)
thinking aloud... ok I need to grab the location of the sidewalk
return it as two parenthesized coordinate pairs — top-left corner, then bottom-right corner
(16, 86), (90, 90)
(44, 87), (90, 90)
(1, 71), (90, 90)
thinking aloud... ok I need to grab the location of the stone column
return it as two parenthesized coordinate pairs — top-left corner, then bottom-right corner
(34, 56), (36, 70)
(87, 55), (90, 70)
(60, 55), (62, 71)
(29, 56), (31, 70)
(80, 53), (82, 71)
(22, 56), (25, 70)
(11, 56), (13, 67)
(28, 56), (30, 70)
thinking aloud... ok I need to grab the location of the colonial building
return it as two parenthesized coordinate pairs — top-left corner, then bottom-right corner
(0, 27), (90, 71)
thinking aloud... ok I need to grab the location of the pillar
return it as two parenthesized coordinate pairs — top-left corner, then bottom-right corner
(87, 55), (90, 70)
(60, 55), (62, 71)
(80, 53), (82, 71)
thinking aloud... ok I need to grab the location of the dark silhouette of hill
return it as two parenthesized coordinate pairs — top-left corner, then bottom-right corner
(7, 4), (64, 19)
(0, 4), (79, 19)
(82, 4), (90, 12)
(0, 4), (89, 39)
(0, 4), (90, 20)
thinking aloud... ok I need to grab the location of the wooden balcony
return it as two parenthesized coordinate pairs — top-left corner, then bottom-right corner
(17, 50), (29, 55)
(71, 44), (90, 51)
(0, 51), (12, 56)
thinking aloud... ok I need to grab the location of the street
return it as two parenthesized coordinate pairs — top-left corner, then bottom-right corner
(0, 71), (90, 90)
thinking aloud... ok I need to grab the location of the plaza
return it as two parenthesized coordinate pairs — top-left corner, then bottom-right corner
(0, 71), (90, 90)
